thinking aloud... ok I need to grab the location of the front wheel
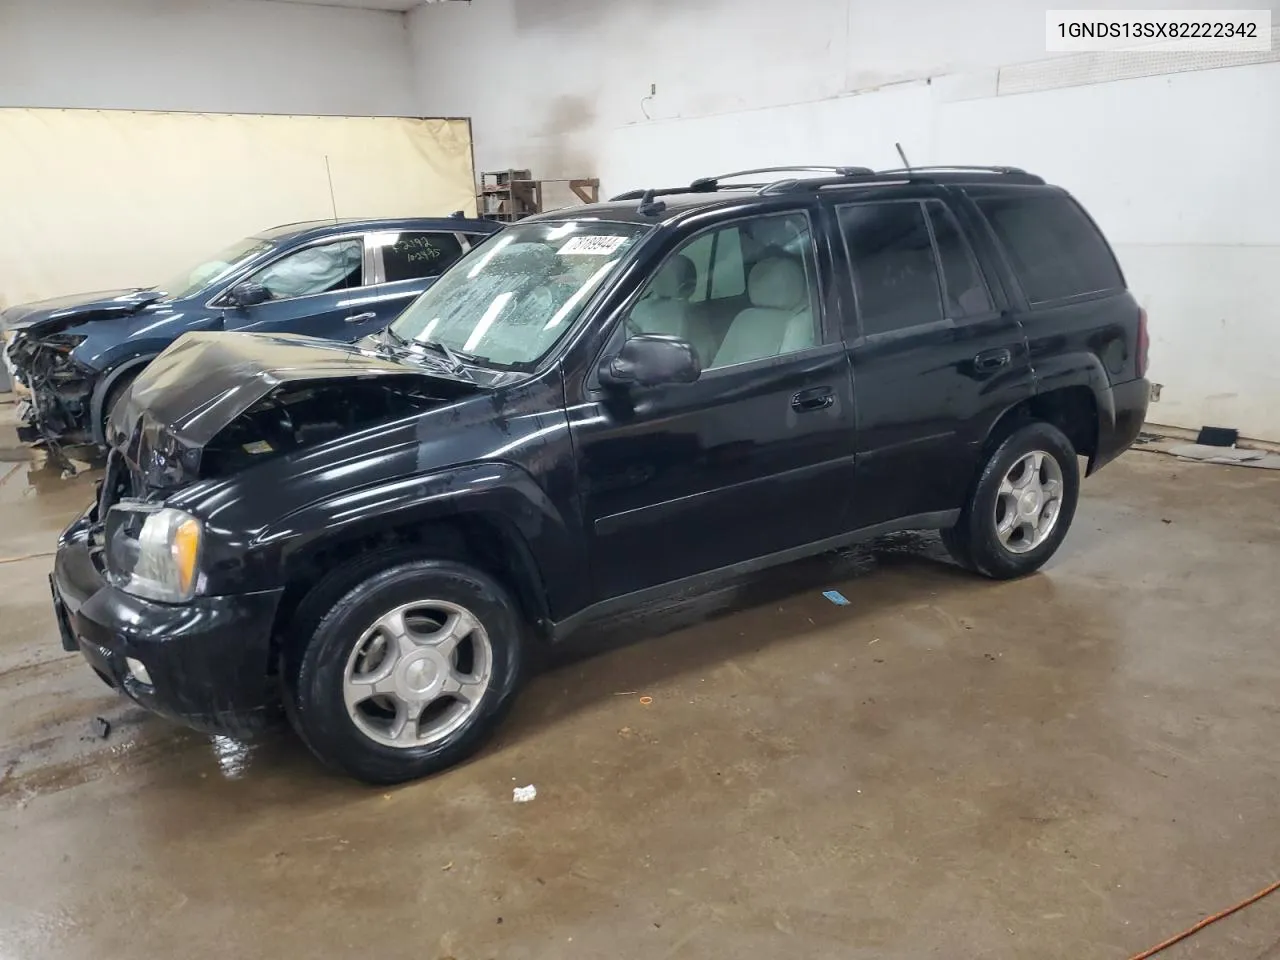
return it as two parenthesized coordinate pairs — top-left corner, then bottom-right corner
(285, 559), (526, 784)
(942, 421), (1080, 579)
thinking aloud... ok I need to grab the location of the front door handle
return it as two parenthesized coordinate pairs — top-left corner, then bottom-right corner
(791, 386), (835, 412)
(974, 347), (1012, 372)
(344, 312), (377, 324)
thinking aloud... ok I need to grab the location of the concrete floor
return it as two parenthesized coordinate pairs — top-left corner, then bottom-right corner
(0, 449), (1277, 960)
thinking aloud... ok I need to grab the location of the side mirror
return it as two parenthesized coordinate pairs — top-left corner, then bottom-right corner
(227, 281), (271, 308)
(598, 334), (701, 388)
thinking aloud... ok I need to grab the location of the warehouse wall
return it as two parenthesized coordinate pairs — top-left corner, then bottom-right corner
(409, 0), (1280, 441)
(0, 0), (418, 117)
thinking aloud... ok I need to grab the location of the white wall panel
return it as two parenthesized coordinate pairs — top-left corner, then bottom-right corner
(410, 0), (1280, 440)
(0, 111), (476, 306)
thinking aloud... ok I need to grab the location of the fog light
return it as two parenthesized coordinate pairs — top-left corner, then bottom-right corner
(125, 657), (152, 686)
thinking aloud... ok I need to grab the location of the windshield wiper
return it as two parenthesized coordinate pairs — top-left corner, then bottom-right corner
(420, 338), (465, 370)
(383, 326), (483, 379)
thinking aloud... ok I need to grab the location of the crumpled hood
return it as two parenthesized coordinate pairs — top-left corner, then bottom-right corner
(1, 288), (165, 335)
(110, 330), (451, 452)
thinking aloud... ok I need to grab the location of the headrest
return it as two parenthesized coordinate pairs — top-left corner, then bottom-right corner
(748, 257), (807, 311)
(649, 254), (697, 299)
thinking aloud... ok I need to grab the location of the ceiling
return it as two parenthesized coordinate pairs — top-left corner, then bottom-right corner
(246, 0), (452, 10)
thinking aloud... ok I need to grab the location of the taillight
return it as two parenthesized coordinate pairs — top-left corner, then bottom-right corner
(1136, 307), (1149, 378)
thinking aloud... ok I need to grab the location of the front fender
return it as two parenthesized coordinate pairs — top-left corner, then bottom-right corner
(89, 353), (159, 445)
(256, 461), (585, 619)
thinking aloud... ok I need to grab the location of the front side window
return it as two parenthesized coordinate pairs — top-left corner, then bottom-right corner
(838, 201), (944, 336)
(160, 236), (273, 300)
(625, 212), (821, 371)
(376, 231), (465, 283)
(247, 238), (364, 301)
(389, 220), (650, 369)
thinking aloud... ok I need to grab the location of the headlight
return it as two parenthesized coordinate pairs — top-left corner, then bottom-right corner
(105, 504), (203, 603)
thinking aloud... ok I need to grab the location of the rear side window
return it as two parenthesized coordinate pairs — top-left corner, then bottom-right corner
(976, 193), (1123, 304)
(378, 231), (464, 283)
(838, 201), (944, 335)
(926, 201), (994, 317)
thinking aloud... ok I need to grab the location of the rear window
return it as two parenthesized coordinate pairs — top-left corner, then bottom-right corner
(976, 192), (1123, 304)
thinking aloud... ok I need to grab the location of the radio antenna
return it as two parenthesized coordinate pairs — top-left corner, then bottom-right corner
(324, 155), (340, 221)
(895, 142), (912, 171)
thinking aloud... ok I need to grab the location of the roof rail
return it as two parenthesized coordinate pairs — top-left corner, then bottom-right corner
(689, 166), (874, 191)
(609, 164), (1041, 203)
(610, 167), (873, 202)
(875, 164), (1028, 176)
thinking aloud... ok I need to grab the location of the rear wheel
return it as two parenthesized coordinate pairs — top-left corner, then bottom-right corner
(285, 558), (525, 784)
(942, 421), (1080, 579)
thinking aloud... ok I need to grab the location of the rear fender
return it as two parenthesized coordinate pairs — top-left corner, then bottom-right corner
(1029, 351), (1115, 472)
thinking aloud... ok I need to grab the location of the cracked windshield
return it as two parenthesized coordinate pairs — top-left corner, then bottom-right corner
(389, 220), (651, 368)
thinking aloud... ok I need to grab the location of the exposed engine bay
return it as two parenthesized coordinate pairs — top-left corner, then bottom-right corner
(98, 374), (467, 512)
(6, 333), (96, 447)
(200, 379), (448, 479)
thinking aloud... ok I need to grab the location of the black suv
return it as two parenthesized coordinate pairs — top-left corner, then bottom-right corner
(51, 165), (1150, 784)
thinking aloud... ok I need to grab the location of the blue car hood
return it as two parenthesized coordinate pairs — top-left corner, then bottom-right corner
(1, 288), (166, 335)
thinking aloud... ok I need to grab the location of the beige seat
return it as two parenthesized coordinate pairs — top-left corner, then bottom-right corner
(629, 255), (717, 365)
(712, 257), (815, 368)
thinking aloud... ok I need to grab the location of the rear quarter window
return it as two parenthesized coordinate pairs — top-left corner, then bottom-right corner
(975, 192), (1124, 305)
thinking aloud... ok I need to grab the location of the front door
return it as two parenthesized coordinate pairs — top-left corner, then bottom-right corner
(833, 194), (1034, 527)
(570, 207), (857, 602)
(224, 235), (383, 342)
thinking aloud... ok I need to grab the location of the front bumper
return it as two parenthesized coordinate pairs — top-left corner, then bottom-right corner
(52, 508), (284, 737)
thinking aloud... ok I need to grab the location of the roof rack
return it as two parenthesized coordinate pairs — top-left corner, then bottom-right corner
(610, 166), (874, 202)
(689, 166), (874, 191)
(759, 165), (1043, 194)
(875, 165), (1028, 176)
(609, 164), (1041, 203)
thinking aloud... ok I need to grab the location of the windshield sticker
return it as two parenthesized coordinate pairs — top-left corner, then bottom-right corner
(559, 235), (629, 256)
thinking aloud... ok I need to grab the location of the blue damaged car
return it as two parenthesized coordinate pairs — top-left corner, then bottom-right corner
(2, 215), (499, 447)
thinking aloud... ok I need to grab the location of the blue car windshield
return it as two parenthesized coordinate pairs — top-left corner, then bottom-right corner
(160, 236), (274, 300)
(389, 220), (650, 369)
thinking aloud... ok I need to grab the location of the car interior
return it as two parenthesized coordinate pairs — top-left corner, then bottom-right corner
(628, 214), (820, 370)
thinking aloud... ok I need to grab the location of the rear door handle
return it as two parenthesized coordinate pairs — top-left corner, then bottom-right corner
(344, 312), (377, 324)
(974, 348), (1012, 372)
(791, 386), (835, 412)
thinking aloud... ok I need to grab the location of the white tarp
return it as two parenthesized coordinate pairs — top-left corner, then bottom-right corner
(0, 109), (477, 307)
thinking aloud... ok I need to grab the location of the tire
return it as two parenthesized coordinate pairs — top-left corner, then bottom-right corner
(284, 558), (526, 785)
(942, 421), (1080, 580)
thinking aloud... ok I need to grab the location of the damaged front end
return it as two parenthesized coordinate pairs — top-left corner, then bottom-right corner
(6, 332), (97, 447)
(99, 330), (481, 503)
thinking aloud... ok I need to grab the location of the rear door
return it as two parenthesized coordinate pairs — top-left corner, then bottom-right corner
(222, 234), (379, 342)
(834, 191), (1034, 528)
(964, 186), (1136, 390)
(364, 230), (473, 332)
